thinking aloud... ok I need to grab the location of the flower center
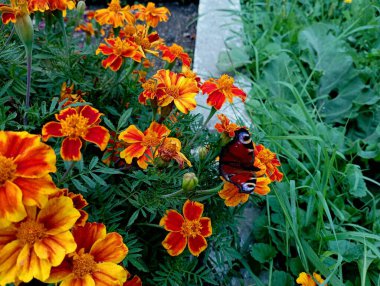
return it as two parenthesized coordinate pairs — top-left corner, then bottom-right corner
(159, 141), (177, 161)
(181, 220), (202, 238)
(169, 44), (183, 57)
(113, 38), (132, 55)
(16, 219), (46, 245)
(72, 253), (97, 278)
(108, 2), (120, 12)
(140, 38), (151, 49)
(0, 155), (17, 185)
(123, 25), (136, 37)
(60, 114), (89, 138)
(166, 86), (179, 99)
(142, 79), (157, 95)
(142, 133), (161, 147)
(217, 74), (234, 93)
(258, 149), (275, 163)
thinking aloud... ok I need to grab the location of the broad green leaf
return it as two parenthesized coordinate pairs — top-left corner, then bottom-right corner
(250, 243), (277, 263)
(345, 164), (368, 198)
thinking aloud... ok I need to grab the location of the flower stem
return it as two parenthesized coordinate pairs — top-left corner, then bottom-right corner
(161, 189), (184, 198)
(59, 161), (76, 185)
(118, 61), (139, 84)
(187, 107), (217, 147)
(23, 49), (32, 126)
(194, 182), (223, 195)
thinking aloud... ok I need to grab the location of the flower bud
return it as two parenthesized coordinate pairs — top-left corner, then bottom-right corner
(197, 145), (209, 161)
(76, 1), (86, 15)
(14, 13), (34, 55)
(155, 157), (169, 168)
(182, 172), (198, 192)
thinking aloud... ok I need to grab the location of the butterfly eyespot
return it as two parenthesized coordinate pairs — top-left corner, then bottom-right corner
(242, 182), (256, 193)
(238, 132), (251, 144)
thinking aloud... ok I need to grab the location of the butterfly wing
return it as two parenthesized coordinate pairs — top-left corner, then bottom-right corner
(219, 128), (258, 194)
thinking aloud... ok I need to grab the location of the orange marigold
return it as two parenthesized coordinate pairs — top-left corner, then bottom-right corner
(94, 0), (134, 27)
(132, 2), (170, 28)
(28, 0), (75, 15)
(0, 131), (57, 226)
(215, 114), (241, 137)
(254, 144), (283, 182)
(96, 37), (144, 71)
(0, 0), (29, 24)
(124, 270), (142, 286)
(296, 272), (326, 286)
(118, 122), (170, 169)
(42, 105), (110, 161)
(0, 196), (80, 284)
(157, 43), (191, 67)
(201, 74), (247, 110)
(138, 78), (158, 104)
(47, 222), (128, 285)
(157, 137), (192, 168)
(75, 22), (95, 37)
(160, 200), (212, 256)
(59, 82), (86, 107)
(154, 69), (199, 114)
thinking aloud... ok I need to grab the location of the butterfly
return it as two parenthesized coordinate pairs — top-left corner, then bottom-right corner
(219, 128), (260, 194)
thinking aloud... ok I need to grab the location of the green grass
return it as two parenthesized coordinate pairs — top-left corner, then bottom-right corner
(236, 0), (380, 285)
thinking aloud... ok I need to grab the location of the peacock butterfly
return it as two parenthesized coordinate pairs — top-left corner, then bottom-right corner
(219, 128), (260, 194)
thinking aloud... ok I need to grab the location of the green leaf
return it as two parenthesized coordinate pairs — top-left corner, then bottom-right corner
(250, 243), (277, 263)
(272, 271), (294, 286)
(89, 156), (99, 170)
(80, 174), (96, 189)
(345, 164), (368, 198)
(117, 108), (132, 130)
(103, 117), (116, 131)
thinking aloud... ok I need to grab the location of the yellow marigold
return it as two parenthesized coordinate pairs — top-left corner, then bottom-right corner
(94, 0), (134, 28)
(47, 222), (128, 285)
(215, 114), (241, 137)
(132, 2), (170, 28)
(296, 272), (326, 286)
(0, 131), (57, 226)
(254, 144), (283, 182)
(0, 0), (29, 24)
(158, 137), (192, 168)
(0, 196), (80, 284)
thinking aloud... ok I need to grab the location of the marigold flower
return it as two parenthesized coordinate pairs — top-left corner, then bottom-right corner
(75, 22), (95, 37)
(133, 24), (162, 57)
(219, 177), (271, 207)
(158, 137), (192, 168)
(0, 0), (29, 24)
(47, 222), (128, 285)
(94, 0), (134, 27)
(0, 196), (80, 284)
(154, 69), (199, 114)
(0, 131), (57, 226)
(132, 2), (170, 28)
(124, 270), (142, 286)
(201, 74), (247, 110)
(215, 114), (241, 137)
(160, 200), (212, 256)
(296, 272), (326, 286)
(181, 65), (201, 87)
(157, 43), (191, 67)
(51, 188), (88, 226)
(60, 82), (86, 106)
(96, 37), (144, 71)
(42, 105), (110, 161)
(138, 78), (158, 104)
(119, 122), (170, 169)
(28, 0), (75, 15)
(254, 144), (283, 182)
(102, 131), (128, 167)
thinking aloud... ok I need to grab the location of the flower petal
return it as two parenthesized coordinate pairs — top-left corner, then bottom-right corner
(148, 121), (171, 138)
(17, 244), (51, 282)
(199, 217), (212, 237)
(83, 126), (110, 150)
(79, 105), (102, 125)
(162, 232), (187, 256)
(45, 259), (72, 283)
(34, 231), (77, 266)
(38, 197), (80, 235)
(61, 274), (95, 286)
(90, 232), (128, 263)
(159, 210), (184, 232)
(61, 137), (82, 161)
(119, 143), (146, 164)
(0, 181), (27, 223)
(92, 262), (127, 285)
(72, 222), (107, 253)
(188, 234), (207, 256)
(183, 200), (204, 221)
(41, 122), (64, 141)
(206, 91), (226, 110)
(0, 240), (22, 285)
(118, 125), (144, 143)
(56, 107), (77, 121)
(13, 176), (57, 208)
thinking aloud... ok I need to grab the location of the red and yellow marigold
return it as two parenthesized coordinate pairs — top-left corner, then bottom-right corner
(201, 74), (247, 110)
(296, 272), (326, 286)
(154, 69), (199, 114)
(119, 122), (170, 169)
(215, 114), (241, 137)
(157, 43), (191, 67)
(157, 137), (191, 168)
(254, 144), (283, 182)
(42, 105), (110, 161)
(28, 0), (75, 15)
(96, 37), (144, 71)
(0, 0), (29, 24)
(138, 78), (158, 104)
(160, 200), (212, 256)
(0, 196), (80, 284)
(59, 82), (86, 107)
(124, 270), (142, 286)
(47, 222), (128, 285)
(0, 131), (57, 226)
(132, 2), (170, 28)
(94, 0), (134, 27)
